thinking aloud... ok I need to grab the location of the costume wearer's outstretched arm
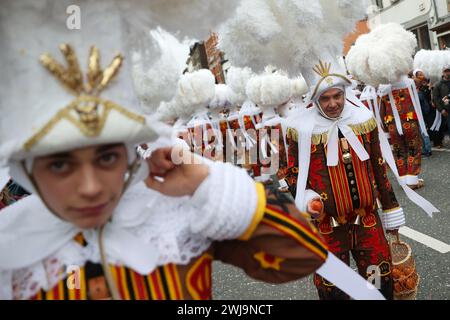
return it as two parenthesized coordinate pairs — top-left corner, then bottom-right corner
(144, 147), (328, 284)
(214, 184), (328, 283)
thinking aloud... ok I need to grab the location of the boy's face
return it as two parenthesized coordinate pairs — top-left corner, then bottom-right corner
(32, 144), (129, 229)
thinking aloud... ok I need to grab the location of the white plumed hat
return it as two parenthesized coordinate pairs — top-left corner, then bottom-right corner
(0, 0), (159, 165)
(226, 66), (255, 106)
(246, 72), (293, 109)
(414, 49), (450, 83)
(219, 0), (368, 81)
(346, 23), (417, 86)
(119, 0), (240, 41)
(170, 69), (216, 121)
(209, 84), (236, 110)
(131, 27), (191, 116)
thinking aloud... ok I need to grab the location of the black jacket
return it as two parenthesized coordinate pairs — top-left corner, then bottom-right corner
(432, 78), (450, 112)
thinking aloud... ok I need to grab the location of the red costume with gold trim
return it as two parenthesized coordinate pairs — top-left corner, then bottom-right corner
(379, 86), (422, 187)
(27, 185), (328, 300)
(285, 118), (398, 299)
(283, 58), (405, 299)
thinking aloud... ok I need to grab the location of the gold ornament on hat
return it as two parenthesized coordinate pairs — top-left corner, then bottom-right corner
(312, 60), (332, 78)
(310, 60), (352, 100)
(24, 44), (144, 151)
(39, 43), (123, 96)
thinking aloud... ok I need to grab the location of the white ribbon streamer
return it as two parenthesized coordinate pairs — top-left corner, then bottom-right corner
(226, 120), (237, 151)
(360, 85), (382, 125)
(326, 121), (370, 167)
(317, 253), (385, 300)
(430, 110), (442, 131)
(376, 121), (439, 217)
(292, 119), (314, 211)
(406, 79), (429, 137)
(260, 131), (279, 160)
(238, 115), (257, 151)
(387, 90), (404, 136)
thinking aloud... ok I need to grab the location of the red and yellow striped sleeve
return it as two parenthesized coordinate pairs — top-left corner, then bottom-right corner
(214, 184), (328, 284)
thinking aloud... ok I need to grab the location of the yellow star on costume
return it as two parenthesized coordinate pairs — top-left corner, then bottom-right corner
(320, 192), (328, 201)
(253, 252), (285, 271)
(378, 158), (384, 166)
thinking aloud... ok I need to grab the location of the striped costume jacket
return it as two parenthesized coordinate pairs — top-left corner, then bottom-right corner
(27, 184), (328, 300)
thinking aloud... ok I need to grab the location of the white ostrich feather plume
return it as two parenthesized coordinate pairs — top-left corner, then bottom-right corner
(131, 27), (191, 115)
(120, 0), (240, 40)
(290, 76), (309, 98)
(226, 66), (255, 106)
(209, 84), (236, 110)
(171, 69), (216, 120)
(246, 72), (293, 109)
(346, 23), (417, 86)
(219, 0), (368, 80)
(414, 49), (450, 83)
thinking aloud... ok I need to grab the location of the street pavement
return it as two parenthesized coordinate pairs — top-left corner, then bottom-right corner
(212, 145), (450, 300)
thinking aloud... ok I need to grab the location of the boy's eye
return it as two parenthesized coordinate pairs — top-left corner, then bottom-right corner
(99, 153), (118, 166)
(49, 161), (70, 173)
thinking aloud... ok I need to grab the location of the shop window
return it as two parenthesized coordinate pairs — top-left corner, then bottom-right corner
(410, 25), (432, 50)
(438, 33), (450, 50)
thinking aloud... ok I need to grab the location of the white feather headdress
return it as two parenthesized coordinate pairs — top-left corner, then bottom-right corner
(246, 72), (293, 110)
(226, 66), (255, 106)
(346, 23), (417, 86)
(414, 49), (450, 83)
(209, 84), (236, 110)
(119, 0), (240, 40)
(0, 0), (158, 164)
(219, 0), (368, 81)
(290, 76), (309, 99)
(164, 69), (216, 122)
(131, 28), (191, 115)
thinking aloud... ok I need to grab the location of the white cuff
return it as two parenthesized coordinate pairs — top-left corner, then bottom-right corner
(380, 207), (405, 230)
(407, 175), (419, 186)
(299, 189), (321, 213)
(399, 175), (419, 186)
(139, 135), (182, 160)
(189, 161), (258, 241)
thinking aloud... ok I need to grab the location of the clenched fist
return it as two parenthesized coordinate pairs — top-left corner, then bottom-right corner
(145, 147), (209, 197)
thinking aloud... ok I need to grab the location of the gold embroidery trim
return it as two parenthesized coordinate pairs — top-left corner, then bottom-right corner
(24, 97), (145, 151)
